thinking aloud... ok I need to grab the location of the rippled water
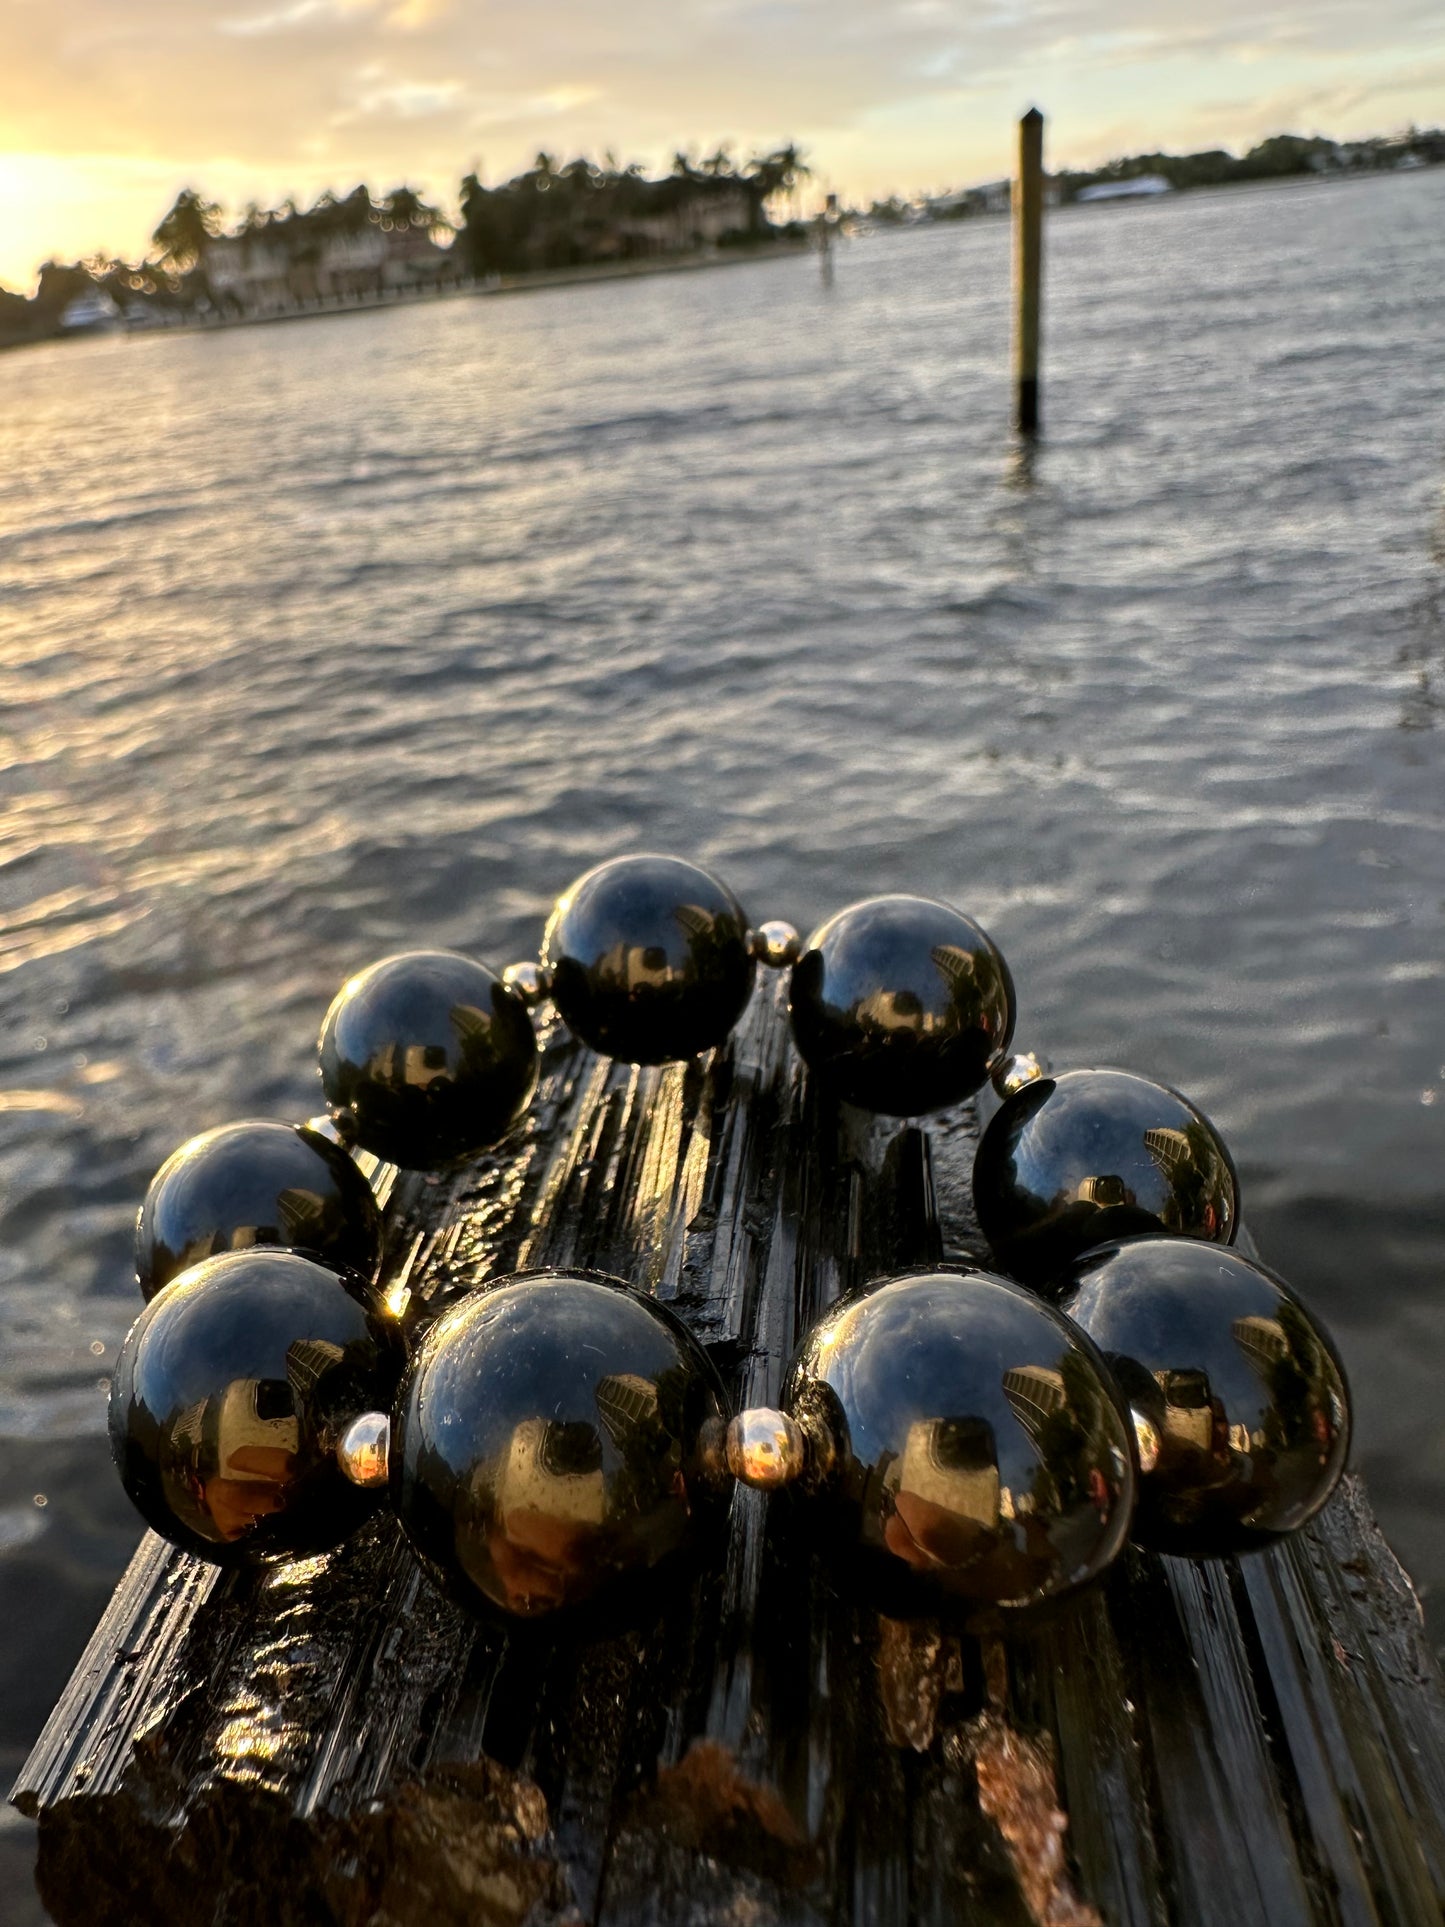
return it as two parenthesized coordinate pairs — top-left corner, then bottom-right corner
(2, 170), (1443, 1914)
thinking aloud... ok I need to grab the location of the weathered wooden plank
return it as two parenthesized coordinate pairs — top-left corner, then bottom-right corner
(13, 976), (1445, 1926)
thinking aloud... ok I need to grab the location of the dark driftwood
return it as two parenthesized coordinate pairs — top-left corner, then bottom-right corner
(13, 979), (1445, 1926)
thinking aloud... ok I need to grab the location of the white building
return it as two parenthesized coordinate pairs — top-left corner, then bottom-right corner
(1075, 175), (1173, 203)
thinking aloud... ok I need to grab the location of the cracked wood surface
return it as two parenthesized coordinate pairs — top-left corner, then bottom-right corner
(13, 978), (1445, 1926)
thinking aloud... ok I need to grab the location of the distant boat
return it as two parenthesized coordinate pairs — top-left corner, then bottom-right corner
(58, 289), (122, 334)
(1076, 175), (1173, 203)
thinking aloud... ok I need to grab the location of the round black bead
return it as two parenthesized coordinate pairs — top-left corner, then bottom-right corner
(318, 950), (538, 1169)
(1059, 1238), (1350, 1556)
(393, 1271), (729, 1621)
(136, 1120), (382, 1303)
(783, 1268), (1134, 1619)
(788, 896), (1015, 1116)
(973, 1069), (1238, 1289)
(541, 855), (754, 1065)
(109, 1250), (396, 1562)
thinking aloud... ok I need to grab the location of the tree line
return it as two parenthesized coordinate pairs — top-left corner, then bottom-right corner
(0, 144), (811, 344)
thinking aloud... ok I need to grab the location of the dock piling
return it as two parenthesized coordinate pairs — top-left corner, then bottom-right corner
(1013, 107), (1045, 436)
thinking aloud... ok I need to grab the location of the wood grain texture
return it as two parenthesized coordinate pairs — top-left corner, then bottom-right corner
(13, 979), (1445, 1926)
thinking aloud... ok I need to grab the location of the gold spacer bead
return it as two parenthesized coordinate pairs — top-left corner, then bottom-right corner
(751, 921), (803, 969)
(502, 961), (551, 1008)
(991, 1051), (1048, 1099)
(726, 1407), (807, 1489)
(337, 1411), (391, 1488)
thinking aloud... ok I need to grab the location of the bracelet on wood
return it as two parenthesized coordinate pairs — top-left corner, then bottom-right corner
(110, 852), (1351, 1630)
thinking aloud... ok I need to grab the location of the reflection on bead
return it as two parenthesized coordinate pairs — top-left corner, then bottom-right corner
(502, 961), (551, 1008)
(1060, 1238), (1350, 1557)
(394, 1270), (730, 1620)
(991, 1052), (1047, 1100)
(135, 1120), (382, 1303)
(109, 1250), (396, 1563)
(306, 1111), (358, 1149)
(789, 896), (1016, 1116)
(973, 1068), (1238, 1290)
(337, 1411), (391, 1488)
(752, 921), (803, 969)
(543, 855), (755, 1065)
(726, 1407), (806, 1488)
(783, 1269), (1134, 1618)
(319, 950), (539, 1170)
(1131, 1410), (1162, 1475)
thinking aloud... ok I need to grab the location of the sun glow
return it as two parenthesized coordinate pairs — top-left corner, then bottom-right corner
(0, 151), (204, 293)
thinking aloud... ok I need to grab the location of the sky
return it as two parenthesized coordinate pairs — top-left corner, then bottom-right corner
(2, 0), (1444, 291)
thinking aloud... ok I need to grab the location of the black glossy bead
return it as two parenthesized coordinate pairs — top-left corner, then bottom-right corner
(541, 855), (754, 1065)
(109, 1250), (395, 1563)
(393, 1270), (729, 1620)
(788, 896), (1015, 1116)
(135, 1120), (382, 1303)
(973, 1069), (1238, 1290)
(783, 1268), (1134, 1619)
(1059, 1238), (1350, 1556)
(318, 950), (538, 1169)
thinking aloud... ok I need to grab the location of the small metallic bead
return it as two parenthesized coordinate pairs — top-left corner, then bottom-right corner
(751, 921), (803, 970)
(337, 1412), (391, 1488)
(1131, 1409), (1162, 1475)
(502, 961), (551, 1008)
(991, 1051), (1047, 1099)
(726, 1407), (807, 1489)
(306, 1109), (359, 1149)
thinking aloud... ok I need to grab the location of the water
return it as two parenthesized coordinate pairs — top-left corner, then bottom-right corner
(2, 170), (1443, 1915)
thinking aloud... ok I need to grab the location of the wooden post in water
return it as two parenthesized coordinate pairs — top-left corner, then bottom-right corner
(1013, 107), (1045, 435)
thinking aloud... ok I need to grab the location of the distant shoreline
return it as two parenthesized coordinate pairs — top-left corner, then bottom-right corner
(1, 237), (813, 356)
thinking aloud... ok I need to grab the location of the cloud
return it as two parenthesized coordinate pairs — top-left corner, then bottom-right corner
(220, 0), (450, 31)
(343, 73), (465, 119)
(220, 1), (339, 36)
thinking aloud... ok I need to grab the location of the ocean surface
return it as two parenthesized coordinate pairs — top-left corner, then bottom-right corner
(2, 169), (1443, 1916)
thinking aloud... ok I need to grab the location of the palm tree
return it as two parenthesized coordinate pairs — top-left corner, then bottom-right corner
(744, 144), (812, 231)
(150, 188), (223, 273)
(382, 185), (442, 231)
(746, 144), (811, 202)
(337, 184), (376, 234)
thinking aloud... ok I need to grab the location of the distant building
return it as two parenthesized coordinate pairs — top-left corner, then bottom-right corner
(608, 184), (755, 258)
(58, 288), (122, 333)
(1075, 175), (1173, 203)
(206, 219), (455, 313)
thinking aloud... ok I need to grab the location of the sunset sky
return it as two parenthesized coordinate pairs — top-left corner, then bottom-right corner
(3, 0), (1443, 291)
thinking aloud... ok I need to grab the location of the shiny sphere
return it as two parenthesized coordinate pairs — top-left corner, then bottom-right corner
(393, 1271), (729, 1620)
(109, 1250), (396, 1563)
(973, 1068), (1238, 1289)
(501, 960), (550, 1008)
(1059, 1238), (1351, 1557)
(783, 1269), (1135, 1619)
(541, 855), (754, 1064)
(318, 950), (538, 1169)
(788, 896), (1016, 1116)
(135, 1120), (382, 1303)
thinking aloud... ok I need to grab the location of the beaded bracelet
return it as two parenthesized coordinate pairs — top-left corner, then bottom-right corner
(110, 853), (1351, 1628)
